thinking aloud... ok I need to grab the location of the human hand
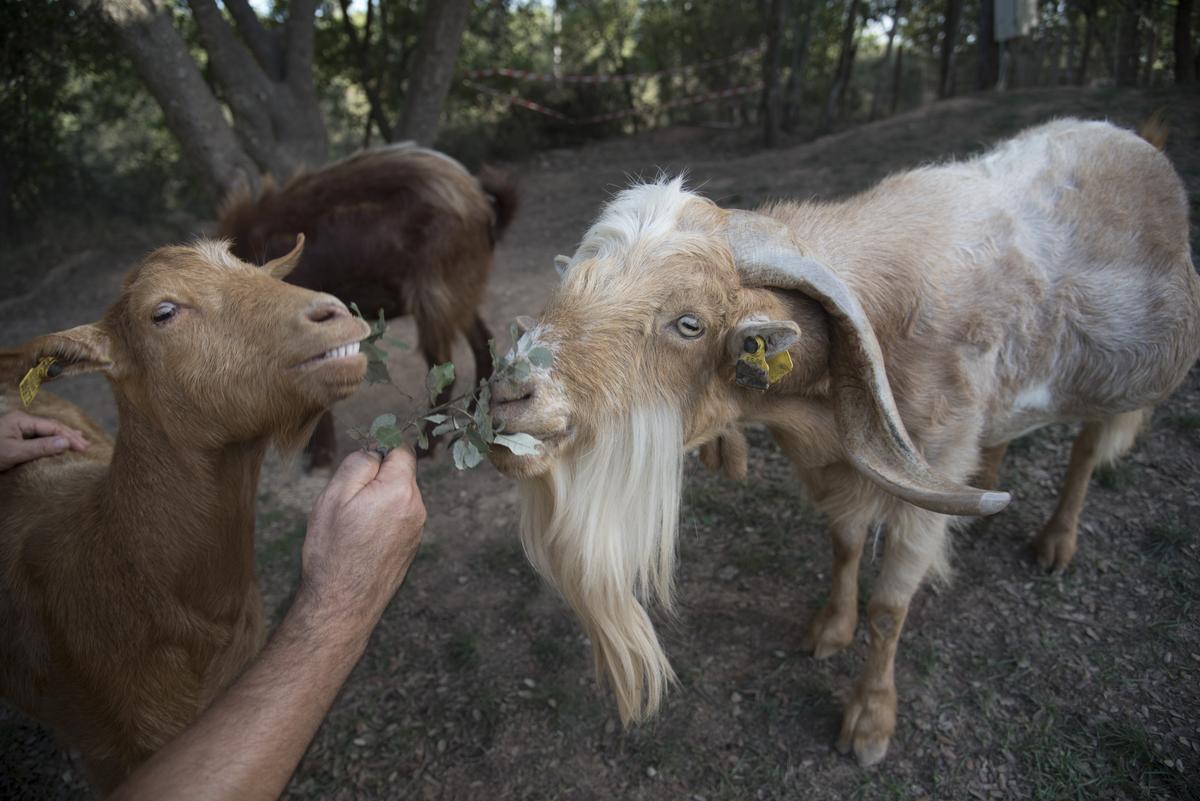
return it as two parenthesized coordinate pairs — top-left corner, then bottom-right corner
(0, 410), (90, 472)
(299, 448), (426, 630)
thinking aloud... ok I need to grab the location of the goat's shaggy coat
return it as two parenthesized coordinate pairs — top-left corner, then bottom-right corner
(487, 119), (1200, 765)
(219, 142), (517, 464)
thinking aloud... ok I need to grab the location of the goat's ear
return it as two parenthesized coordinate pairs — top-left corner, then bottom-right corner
(264, 233), (305, 279)
(727, 317), (800, 359)
(2, 323), (114, 389)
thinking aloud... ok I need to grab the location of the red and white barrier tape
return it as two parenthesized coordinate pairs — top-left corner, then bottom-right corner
(464, 46), (764, 84)
(463, 79), (764, 125)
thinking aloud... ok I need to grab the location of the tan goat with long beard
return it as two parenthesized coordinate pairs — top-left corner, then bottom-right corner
(0, 238), (368, 790)
(488, 119), (1200, 766)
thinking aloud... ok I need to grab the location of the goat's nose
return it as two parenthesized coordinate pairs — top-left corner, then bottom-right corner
(306, 298), (349, 324)
(490, 374), (535, 406)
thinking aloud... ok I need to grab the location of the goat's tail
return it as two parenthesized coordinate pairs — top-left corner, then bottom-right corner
(1137, 109), (1169, 151)
(1095, 408), (1152, 467)
(477, 166), (518, 240)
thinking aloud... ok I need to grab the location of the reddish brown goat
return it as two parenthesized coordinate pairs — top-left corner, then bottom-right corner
(0, 239), (368, 790)
(218, 143), (517, 466)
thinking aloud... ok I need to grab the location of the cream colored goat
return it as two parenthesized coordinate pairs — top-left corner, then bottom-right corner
(487, 118), (1200, 766)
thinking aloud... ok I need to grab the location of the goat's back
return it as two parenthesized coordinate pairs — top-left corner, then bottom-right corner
(771, 118), (1199, 445)
(218, 144), (500, 321)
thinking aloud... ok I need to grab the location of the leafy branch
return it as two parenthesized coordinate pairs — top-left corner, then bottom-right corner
(347, 305), (547, 470)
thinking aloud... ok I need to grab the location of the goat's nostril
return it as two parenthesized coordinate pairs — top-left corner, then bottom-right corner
(307, 302), (347, 324)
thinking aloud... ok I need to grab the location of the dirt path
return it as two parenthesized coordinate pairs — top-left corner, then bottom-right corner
(3, 87), (1199, 800)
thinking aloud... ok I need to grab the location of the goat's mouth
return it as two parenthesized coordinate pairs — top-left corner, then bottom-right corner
(291, 339), (367, 401)
(293, 340), (363, 369)
(489, 424), (573, 478)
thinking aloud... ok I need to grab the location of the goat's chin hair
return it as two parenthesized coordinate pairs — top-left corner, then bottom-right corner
(518, 405), (683, 724)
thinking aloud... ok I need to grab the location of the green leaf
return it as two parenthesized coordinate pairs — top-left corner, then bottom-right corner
(510, 360), (531, 384)
(527, 346), (553, 369)
(508, 322), (520, 348)
(416, 427), (429, 451)
(494, 432), (542, 456)
(424, 414), (449, 424)
(370, 413), (396, 435)
(425, 362), (455, 404)
(488, 338), (499, 373)
(431, 420), (458, 437)
(374, 426), (406, 449)
(349, 302), (364, 319)
(473, 382), (494, 443)
(452, 436), (484, 470)
(361, 341), (387, 363)
(366, 361), (392, 385)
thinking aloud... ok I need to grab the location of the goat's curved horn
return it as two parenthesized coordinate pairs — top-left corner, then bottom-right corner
(263, 233), (306, 279)
(722, 210), (1010, 517)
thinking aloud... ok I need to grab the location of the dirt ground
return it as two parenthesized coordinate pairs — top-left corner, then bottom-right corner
(3, 86), (1199, 800)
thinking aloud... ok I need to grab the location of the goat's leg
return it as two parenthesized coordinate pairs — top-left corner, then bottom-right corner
(466, 313), (495, 384)
(802, 520), (867, 658)
(1034, 410), (1145, 572)
(306, 410), (338, 470)
(838, 509), (945, 767)
(973, 442), (1009, 490)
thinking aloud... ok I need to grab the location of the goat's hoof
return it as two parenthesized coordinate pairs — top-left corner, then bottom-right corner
(802, 604), (856, 659)
(836, 684), (896, 767)
(1033, 522), (1077, 573)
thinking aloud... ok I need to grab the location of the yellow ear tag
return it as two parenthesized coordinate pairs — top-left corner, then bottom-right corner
(19, 357), (57, 408)
(766, 349), (794, 383)
(739, 335), (770, 373)
(738, 336), (793, 386)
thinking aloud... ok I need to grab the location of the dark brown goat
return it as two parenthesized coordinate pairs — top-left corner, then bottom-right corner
(218, 143), (517, 466)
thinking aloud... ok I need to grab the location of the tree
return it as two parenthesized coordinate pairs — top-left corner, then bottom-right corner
(782, 1), (815, 131)
(1115, 0), (1143, 86)
(818, 0), (862, 134)
(762, 0), (788, 146)
(938, 0), (965, 97)
(395, 0), (472, 145)
(978, 0), (999, 89)
(81, 0), (326, 200)
(1176, 0), (1196, 83)
(870, 0), (904, 119)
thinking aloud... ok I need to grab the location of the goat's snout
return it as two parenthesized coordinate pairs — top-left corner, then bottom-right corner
(490, 375), (535, 408)
(305, 298), (350, 325)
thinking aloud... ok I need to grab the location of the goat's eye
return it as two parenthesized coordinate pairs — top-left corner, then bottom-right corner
(675, 314), (704, 338)
(151, 302), (178, 325)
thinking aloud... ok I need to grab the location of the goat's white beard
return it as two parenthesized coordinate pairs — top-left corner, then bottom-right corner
(518, 405), (683, 724)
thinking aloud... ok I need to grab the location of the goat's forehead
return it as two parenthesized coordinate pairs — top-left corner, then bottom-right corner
(125, 243), (257, 289)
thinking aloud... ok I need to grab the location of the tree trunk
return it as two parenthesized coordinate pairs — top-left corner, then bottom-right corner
(1115, 0), (1142, 86)
(396, 0), (472, 145)
(890, 44), (904, 115)
(939, 0), (965, 98)
(871, 1), (903, 119)
(83, 0), (327, 201)
(818, 0), (861, 135)
(1176, 0), (1196, 82)
(782, 3), (815, 131)
(339, 0), (395, 142)
(978, 0), (999, 89)
(1078, 3), (1095, 85)
(80, 0), (259, 199)
(762, 0), (788, 147)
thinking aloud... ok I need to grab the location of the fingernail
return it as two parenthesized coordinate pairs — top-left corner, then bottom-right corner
(53, 437), (68, 450)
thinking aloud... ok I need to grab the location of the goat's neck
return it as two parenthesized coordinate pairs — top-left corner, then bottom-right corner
(101, 402), (265, 614)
